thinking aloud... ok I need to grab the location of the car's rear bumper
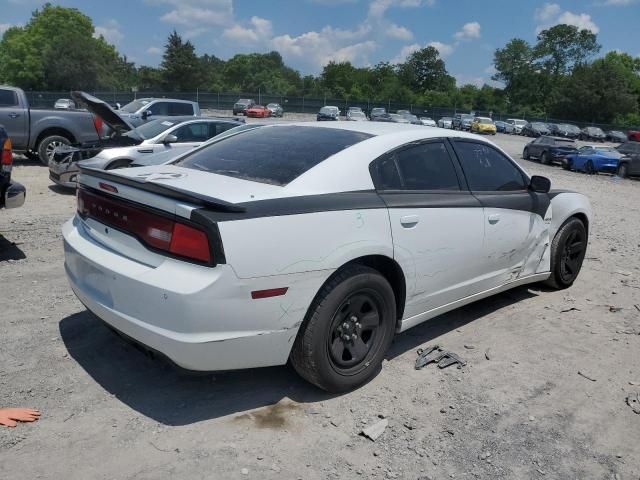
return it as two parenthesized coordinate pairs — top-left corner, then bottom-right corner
(62, 216), (321, 371)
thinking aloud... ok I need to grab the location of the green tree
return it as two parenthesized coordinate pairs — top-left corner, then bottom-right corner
(534, 24), (600, 76)
(160, 31), (201, 91)
(398, 47), (455, 93)
(0, 3), (129, 90)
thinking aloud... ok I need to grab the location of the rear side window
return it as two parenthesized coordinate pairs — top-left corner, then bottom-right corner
(0, 89), (18, 107)
(169, 103), (194, 115)
(149, 102), (169, 116)
(394, 142), (460, 190)
(176, 126), (372, 186)
(454, 141), (527, 192)
(173, 122), (210, 142)
(211, 122), (235, 137)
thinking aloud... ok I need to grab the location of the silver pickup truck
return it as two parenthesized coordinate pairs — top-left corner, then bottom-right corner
(0, 86), (106, 165)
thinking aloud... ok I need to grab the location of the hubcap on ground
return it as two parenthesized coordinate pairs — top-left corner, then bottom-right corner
(560, 229), (585, 282)
(328, 292), (381, 370)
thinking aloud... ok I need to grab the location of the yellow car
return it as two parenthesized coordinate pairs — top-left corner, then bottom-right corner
(471, 117), (497, 135)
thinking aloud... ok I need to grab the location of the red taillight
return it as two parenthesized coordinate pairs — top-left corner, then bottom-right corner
(1, 138), (13, 167)
(93, 116), (103, 136)
(170, 223), (211, 263)
(77, 188), (211, 264)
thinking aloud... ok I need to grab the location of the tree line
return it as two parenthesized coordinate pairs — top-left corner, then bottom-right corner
(1, 4), (639, 125)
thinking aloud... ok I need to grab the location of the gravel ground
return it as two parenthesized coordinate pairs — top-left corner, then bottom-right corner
(1, 124), (639, 480)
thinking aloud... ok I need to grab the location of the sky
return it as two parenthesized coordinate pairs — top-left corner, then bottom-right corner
(1, 0), (639, 86)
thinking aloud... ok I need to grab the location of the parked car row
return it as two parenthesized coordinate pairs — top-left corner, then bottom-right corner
(522, 134), (640, 178)
(232, 98), (284, 117)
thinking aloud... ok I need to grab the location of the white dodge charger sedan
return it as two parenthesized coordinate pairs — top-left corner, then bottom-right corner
(62, 123), (591, 392)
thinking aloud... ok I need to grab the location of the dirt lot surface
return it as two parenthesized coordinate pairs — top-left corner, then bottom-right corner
(1, 125), (639, 479)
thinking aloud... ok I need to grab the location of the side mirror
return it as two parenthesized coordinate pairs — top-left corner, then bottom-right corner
(162, 134), (178, 144)
(529, 175), (551, 193)
(142, 110), (152, 120)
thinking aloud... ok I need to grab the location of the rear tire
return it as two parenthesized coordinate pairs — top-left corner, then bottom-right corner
(617, 163), (628, 178)
(544, 217), (587, 289)
(37, 135), (71, 166)
(585, 160), (595, 175)
(540, 151), (550, 165)
(523, 147), (530, 160)
(290, 265), (396, 393)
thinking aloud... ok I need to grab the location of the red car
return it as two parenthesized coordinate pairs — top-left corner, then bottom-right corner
(244, 105), (271, 118)
(628, 130), (640, 142)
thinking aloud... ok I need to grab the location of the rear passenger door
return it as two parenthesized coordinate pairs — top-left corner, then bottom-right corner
(451, 139), (550, 289)
(371, 140), (486, 318)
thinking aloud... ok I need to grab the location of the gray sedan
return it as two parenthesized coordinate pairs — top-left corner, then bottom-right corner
(49, 117), (242, 188)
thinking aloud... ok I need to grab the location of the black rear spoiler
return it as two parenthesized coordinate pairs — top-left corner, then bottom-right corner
(78, 166), (246, 213)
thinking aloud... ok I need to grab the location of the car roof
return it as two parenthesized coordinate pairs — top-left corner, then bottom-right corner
(149, 116), (241, 124)
(136, 98), (195, 104)
(249, 122), (513, 196)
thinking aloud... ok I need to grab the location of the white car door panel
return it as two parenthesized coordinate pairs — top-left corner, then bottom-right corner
(452, 140), (550, 290)
(371, 140), (487, 319)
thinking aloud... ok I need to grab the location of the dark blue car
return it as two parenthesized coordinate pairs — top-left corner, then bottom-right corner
(564, 145), (621, 174)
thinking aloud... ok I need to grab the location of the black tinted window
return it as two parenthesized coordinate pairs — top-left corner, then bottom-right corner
(454, 141), (527, 191)
(212, 122), (235, 136)
(149, 102), (169, 116)
(173, 122), (210, 142)
(0, 89), (18, 107)
(394, 142), (460, 190)
(169, 103), (194, 115)
(176, 126), (372, 186)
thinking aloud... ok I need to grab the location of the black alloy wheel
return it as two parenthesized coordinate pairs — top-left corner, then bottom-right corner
(545, 217), (587, 289)
(585, 160), (595, 175)
(540, 151), (550, 165)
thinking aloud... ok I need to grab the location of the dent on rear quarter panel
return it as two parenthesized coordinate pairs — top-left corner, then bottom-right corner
(219, 209), (394, 279)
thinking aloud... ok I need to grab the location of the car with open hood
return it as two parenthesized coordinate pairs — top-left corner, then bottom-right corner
(49, 95), (243, 188)
(62, 122), (591, 392)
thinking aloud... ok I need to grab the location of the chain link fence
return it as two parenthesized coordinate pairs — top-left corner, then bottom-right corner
(25, 90), (637, 132)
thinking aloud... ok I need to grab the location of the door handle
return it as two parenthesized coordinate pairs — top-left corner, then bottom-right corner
(400, 215), (419, 228)
(8, 113), (20, 119)
(488, 214), (501, 224)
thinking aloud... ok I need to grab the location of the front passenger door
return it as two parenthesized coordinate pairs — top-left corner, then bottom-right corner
(371, 140), (486, 319)
(452, 140), (550, 290)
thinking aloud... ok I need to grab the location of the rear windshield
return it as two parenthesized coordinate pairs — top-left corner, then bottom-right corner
(176, 126), (372, 186)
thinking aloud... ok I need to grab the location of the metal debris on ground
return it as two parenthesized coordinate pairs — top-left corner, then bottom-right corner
(609, 306), (623, 313)
(626, 391), (640, 415)
(560, 307), (581, 313)
(578, 371), (597, 382)
(360, 419), (388, 441)
(415, 345), (466, 370)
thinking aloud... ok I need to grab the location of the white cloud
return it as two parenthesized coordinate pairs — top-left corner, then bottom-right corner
(601, 0), (639, 4)
(391, 43), (420, 63)
(535, 3), (599, 33)
(271, 29), (376, 70)
(454, 21), (481, 40)
(93, 19), (124, 45)
(0, 23), (12, 34)
(386, 23), (413, 40)
(153, 0), (234, 27)
(427, 41), (455, 57)
(223, 16), (272, 44)
(146, 46), (163, 55)
(455, 74), (485, 87)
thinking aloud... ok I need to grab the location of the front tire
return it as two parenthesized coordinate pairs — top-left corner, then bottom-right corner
(290, 265), (396, 392)
(585, 160), (595, 174)
(545, 217), (587, 289)
(37, 135), (71, 166)
(523, 147), (530, 160)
